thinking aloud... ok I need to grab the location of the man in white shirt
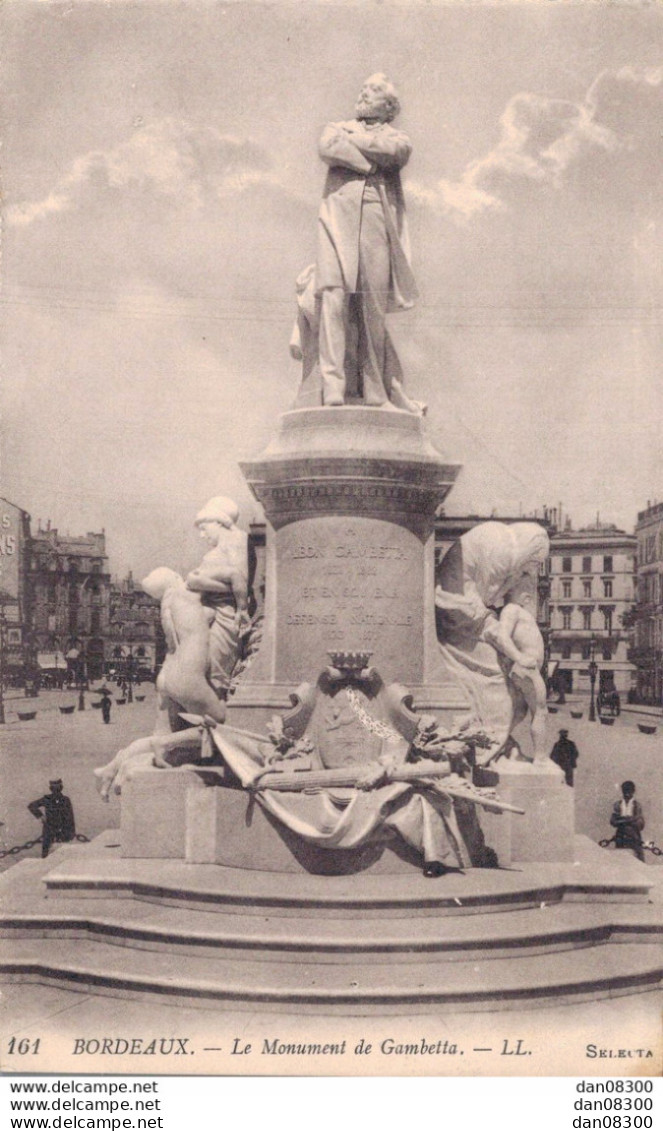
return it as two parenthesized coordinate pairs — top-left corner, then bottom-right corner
(610, 780), (645, 861)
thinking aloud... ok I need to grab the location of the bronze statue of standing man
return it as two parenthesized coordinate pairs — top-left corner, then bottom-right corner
(315, 74), (421, 413)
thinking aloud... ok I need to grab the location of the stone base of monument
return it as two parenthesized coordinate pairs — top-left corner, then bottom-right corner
(230, 406), (465, 731)
(477, 760), (575, 865)
(185, 782), (425, 875)
(119, 766), (575, 874)
(1, 833), (660, 1014)
(120, 769), (460, 874)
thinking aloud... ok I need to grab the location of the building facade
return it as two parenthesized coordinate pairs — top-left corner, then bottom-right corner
(0, 497), (32, 683)
(27, 523), (112, 682)
(108, 572), (163, 680)
(548, 522), (636, 696)
(633, 502), (663, 705)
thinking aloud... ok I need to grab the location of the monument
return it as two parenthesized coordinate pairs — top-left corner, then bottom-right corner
(4, 74), (654, 1020)
(94, 72), (573, 874)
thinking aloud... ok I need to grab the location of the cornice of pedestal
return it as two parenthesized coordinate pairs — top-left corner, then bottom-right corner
(240, 407), (462, 528)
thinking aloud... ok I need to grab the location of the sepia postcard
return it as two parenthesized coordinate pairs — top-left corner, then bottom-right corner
(1, 0), (662, 1079)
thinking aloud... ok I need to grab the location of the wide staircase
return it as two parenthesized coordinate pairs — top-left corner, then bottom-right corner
(1, 832), (661, 1014)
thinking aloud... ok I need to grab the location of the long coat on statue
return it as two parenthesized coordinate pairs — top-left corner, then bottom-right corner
(315, 119), (418, 310)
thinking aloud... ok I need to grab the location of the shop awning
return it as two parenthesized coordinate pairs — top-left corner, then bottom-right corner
(37, 652), (68, 670)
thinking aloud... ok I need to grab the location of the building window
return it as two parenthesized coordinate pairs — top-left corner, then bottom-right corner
(583, 580), (592, 597)
(581, 643), (591, 660)
(603, 579), (613, 598)
(603, 555), (613, 573)
(561, 643), (572, 659)
(582, 556), (592, 573)
(562, 557), (572, 573)
(562, 580), (572, 598)
(582, 608), (592, 631)
(90, 610), (101, 634)
(603, 608), (613, 634)
(561, 609), (572, 630)
(602, 643), (612, 660)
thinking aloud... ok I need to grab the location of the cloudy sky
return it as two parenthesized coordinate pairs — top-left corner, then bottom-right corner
(3, 1), (662, 578)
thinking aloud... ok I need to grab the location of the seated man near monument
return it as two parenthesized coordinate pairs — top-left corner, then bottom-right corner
(610, 780), (645, 862)
(315, 74), (421, 413)
(28, 779), (76, 859)
(186, 496), (251, 698)
(483, 574), (548, 763)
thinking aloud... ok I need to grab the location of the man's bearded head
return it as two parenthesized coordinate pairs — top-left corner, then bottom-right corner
(355, 74), (400, 123)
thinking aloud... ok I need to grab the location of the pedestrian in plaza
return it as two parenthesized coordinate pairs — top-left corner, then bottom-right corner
(610, 780), (645, 862)
(100, 690), (112, 724)
(549, 728), (579, 786)
(28, 779), (76, 859)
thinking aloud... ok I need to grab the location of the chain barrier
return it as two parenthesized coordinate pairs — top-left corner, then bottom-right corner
(599, 835), (662, 857)
(0, 832), (89, 860)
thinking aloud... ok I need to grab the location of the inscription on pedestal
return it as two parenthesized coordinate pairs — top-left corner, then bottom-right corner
(276, 518), (423, 683)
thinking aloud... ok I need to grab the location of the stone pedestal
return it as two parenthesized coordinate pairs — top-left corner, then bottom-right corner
(121, 769), (205, 859)
(479, 760), (575, 865)
(122, 769), (421, 874)
(232, 406), (464, 726)
(186, 784), (421, 874)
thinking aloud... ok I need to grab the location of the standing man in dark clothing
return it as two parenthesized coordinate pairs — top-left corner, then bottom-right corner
(100, 691), (112, 724)
(610, 781), (645, 862)
(549, 728), (579, 786)
(28, 780), (76, 858)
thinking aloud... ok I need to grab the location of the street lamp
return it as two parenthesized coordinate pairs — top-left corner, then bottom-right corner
(77, 652), (88, 711)
(22, 628), (38, 698)
(124, 630), (135, 704)
(66, 643), (87, 710)
(588, 635), (598, 722)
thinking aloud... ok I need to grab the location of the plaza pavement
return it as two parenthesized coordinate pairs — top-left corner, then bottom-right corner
(0, 686), (158, 869)
(1, 687), (661, 1062)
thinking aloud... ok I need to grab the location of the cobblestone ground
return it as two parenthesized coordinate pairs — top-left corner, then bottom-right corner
(0, 685), (158, 868)
(546, 698), (663, 864)
(1, 686), (661, 868)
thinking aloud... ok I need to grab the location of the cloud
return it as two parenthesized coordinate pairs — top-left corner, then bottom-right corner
(7, 118), (283, 226)
(411, 67), (662, 225)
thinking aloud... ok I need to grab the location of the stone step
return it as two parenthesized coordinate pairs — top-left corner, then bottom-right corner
(39, 839), (652, 920)
(2, 900), (661, 964)
(2, 936), (661, 1014)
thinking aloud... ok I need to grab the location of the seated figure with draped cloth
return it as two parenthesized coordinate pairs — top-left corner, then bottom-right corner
(212, 654), (504, 877)
(435, 521), (550, 760)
